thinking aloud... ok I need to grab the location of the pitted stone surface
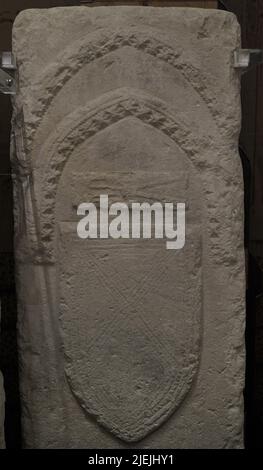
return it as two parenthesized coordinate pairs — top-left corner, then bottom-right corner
(12, 7), (245, 448)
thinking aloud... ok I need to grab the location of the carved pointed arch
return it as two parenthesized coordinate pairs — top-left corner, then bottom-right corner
(38, 88), (215, 262)
(29, 28), (223, 149)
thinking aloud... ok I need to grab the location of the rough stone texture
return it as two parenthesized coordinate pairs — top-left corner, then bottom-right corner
(11, 7), (245, 448)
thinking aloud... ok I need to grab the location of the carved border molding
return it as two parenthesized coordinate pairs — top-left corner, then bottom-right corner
(22, 28), (229, 151)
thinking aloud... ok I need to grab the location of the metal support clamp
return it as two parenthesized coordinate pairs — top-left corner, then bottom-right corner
(1, 49), (263, 94)
(234, 49), (263, 71)
(0, 52), (16, 95)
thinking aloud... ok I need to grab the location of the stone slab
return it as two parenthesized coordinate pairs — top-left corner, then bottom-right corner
(11, 6), (245, 448)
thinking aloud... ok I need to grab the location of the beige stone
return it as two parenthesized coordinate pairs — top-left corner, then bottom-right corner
(11, 6), (245, 448)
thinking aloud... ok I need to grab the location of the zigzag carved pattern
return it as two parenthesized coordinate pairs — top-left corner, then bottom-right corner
(27, 29), (223, 151)
(38, 91), (212, 262)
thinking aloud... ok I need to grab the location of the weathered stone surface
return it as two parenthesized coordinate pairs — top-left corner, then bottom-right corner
(11, 7), (245, 448)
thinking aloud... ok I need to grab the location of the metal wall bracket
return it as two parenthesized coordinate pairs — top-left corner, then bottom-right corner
(0, 52), (16, 95)
(234, 49), (263, 72)
(1, 48), (262, 93)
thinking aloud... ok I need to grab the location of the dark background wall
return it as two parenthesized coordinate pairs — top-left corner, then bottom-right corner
(218, 0), (263, 450)
(0, 0), (262, 449)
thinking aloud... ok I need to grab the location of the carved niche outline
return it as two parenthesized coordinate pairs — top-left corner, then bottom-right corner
(37, 88), (214, 262)
(25, 27), (226, 153)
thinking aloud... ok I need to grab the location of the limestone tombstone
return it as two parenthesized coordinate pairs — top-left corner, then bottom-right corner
(11, 7), (245, 448)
